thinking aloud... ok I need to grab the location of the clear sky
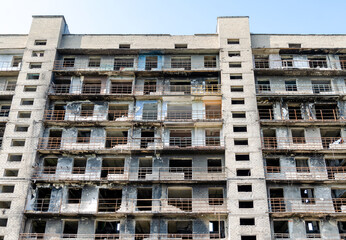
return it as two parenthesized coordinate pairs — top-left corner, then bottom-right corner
(0, 0), (345, 35)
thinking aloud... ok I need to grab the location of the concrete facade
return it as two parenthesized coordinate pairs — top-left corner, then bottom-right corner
(0, 15), (344, 240)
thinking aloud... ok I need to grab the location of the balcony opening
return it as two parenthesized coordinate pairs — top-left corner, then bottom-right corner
(167, 104), (192, 120)
(270, 188), (285, 212)
(168, 221), (192, 239)
(208, 188), (224, 206)
(204, 56), (217, 68)
(291, 129), (305, 144)
(312, 80), (332, 93)
(236, 169), (251, 176)
(171, 56), (191, 70)
(206, 129), (220, 146)
(111, 81), (132, 94)
(266, 158), (280, 173)
(108, 104), (129, 120)
(285, 80), (297, 91)
(281, 55), (293, 68)
(138, 158), (152, 179)
(169, 130), (191, 147)
(114, 58), (134, 70)
(63, 221), (78, 238)
(301, 188), (315, 204)
(140, 130), (155, 149)
(136, 188), (152, 211)
(67, 188), (82, 204)
(254, 55), (269, 68)
(338, 221), (346, 235)
(326, 159), (346, 179)
(95, 221), (120, 236)
(88, 57), (101, 68)
(273, 221), (289, 239)
(142, 103), (157, 120)
(98, 189), (122, 212)
(238, 185), (252, 192)
(263, 128), (277, 148)
(305, 221), (320, 238)
(169, 80), (191, 95)
(332, 189), (346, 212)
(80, 104), (94, 117)
(209, 221), (225, 239)
(36, 188), (51, 212)
(240, 218), (255, 226)
(50, 104), (66, 121)
(340, 55), (346, 70)
(31, 220), (46, 234)
(169, 159), (192, 179)
(256, 80), (271, 92)
(143, 80), (157, 95)
(48, 130), (62, 149)
(43, 157), (58, 174)
(320, 128), (341, 149)
(258, 105), (273, 120)
(101, 158), (125, 178)
(308, 56), (327, 68)
(145, 56), (158, 70)
(288, 105), (302, 120)
(296, 158), (310, 173)
(105, 130), (128, 148)
(63, 57), (75, 68)
(82, 79), (101, 94)
(168, 187), (192, 211)
(135, 221), (150, 239)
(205, 104), (221, 119)
(73, 157), (87, 174)
(208, 159), (222, 173)
(315, 103), (338, 120)
(77, 130), (91, 143)
(53, 77), (71, 94)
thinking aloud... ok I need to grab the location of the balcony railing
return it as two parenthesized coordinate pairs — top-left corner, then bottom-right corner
(254, 59), (345, 70)
(43, 110), (222, 122)
(269, 198), (346, 214)
(258, 109), (343, 122)
(37, 137), (224, 151)
(262, 137), (346, 150)
(19, 233), (224, 240)
(32, 166), (226, 182)
(265, 166), (346, 181)
(256, 84), (343, 95)
(0, 61), (21, 71)
(26, 198), (227, 214)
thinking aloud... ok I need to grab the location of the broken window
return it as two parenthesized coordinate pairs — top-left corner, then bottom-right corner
(77, 130), (91, 143)
(234, 139), (248, 145)
(95, 221), (120, 235)
(167, 104), (192, 120)
(108, 104), (129, 120)
(140, 130), (155, 149)
(296, 158), (310, 173)
(169, 159), (192, 179)
(136, 188), (152, 211)
(285, 80), (297, 91)
(338, 221), (346, 235)
(175, 44), (188, 49)
(232, 111), (246, 118)
(258, 105), (273, 120)
(205, 103), (221, 119)
(240, 218), (255, 225)
(35, 188), (51, 212)
(168, 221), (192, 238)
(228, 51), (241, 57)
(206, 129), (220, 146)
(31, 220), (46, 234)
(204, 56), (217, 68)
(291, 129), (305, 144)
(145, 56), (158, 70)
(98, 189), (122, 212)
(238, 185), (252, 192)
(34, 40), (47, 45)
(320, 128), (342, 149)
(53, 77), (70, 93)
(229, 62), (242, 68)
(227, 39), (239, 44)
(82, 79), (101, 94)
(119, 44), (130, 49)
(11, 139), (25, 146)
(63, 57), (75, 68)
(101, 158), (125, 178)
(236, 169), (251, 176)
(281, 55), (293, 68)
(312, 80), (332, 93)
(169, 80), (191, 95)
(72, 157), (87, 174)
(301, 188), (315, 204)
(138, 158), (152, 179)
(0, 219), (7, 227)
(305, 221), (320, 238)
(12, 56), (22, 67)
(8, 154), (22, 162)
(168, 187), (192, 211)
(88, 57), (101, 67)
(273, 221), (289, 239)
(208, 188), (224, 205)
(32, 51), (44, 57)
(209, 221), (225, 239)
(308, 56), (327, 68)
(171, 56), (191, 70)
(254, 55), (269, 68)
(80, 104), (94, 117)
(143, 80), (157, 95)
(43, 157), (58, 174)
(105, 130), (128, 148)
(169, 130), (191, 147)
(288, 105), (302, 120)
(67, 188), (82, 204)
(266, 158), (280, 173)
(111, 81), (132, 94)
(288, 43), (301, 48)
(29, 63), (42, 69)
(315, 103), (338, 120)
(63, 221), (78, 238)
(231, 98), (244, 105)
(230, 74), (242, 80)
(256, 80), (271, 92)
(114, 58), (134, 70)
(239, 201), (253, 208)
(262, 128), (277, 148)
(0, 185), (14, 193)
(0, 105), (10, 117)
(208, 159), (222, 173)
(142, 103), (157, 120)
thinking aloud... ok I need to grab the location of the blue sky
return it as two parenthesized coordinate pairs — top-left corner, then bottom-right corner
(0, 0), (345, 35)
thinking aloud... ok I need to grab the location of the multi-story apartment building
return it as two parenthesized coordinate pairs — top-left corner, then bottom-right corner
(0, 15), (344, 240)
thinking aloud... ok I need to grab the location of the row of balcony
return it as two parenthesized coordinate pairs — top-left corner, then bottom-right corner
(49, 84), (221, 96)
(256, 83), (344, 95)
(44, 110), (222, 122)
(32, 166), (226, 182)
(254, 59), (346, 70)
(37, 137), (224, 151)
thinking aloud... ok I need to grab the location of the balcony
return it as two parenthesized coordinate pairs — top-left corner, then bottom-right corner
(269, 198), (346, 215)
(26, 198), (227, 215)
(19, 233), (224, 240)
(32, 166), (226, 182)
(254, 59), (345, 71)
(255, 84), (344, 95)
(265, 166), (346, 181)
(262, 137), (346, 151)
(0, 61), (21, 72)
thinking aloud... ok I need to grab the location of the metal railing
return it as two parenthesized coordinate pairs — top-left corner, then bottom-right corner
(0, 61), (21, 71)
(49, 84), (221, 96)
(32, 166), (226, 182)
(269, 198), (346, 214)
(254, 59), (345, 70)
(262, 137), (346, 150)
(43, 110), (222, 122)
(255, 84), (340, 94)
(258, 109), (342, 122)
(265, 166), (346, 181)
